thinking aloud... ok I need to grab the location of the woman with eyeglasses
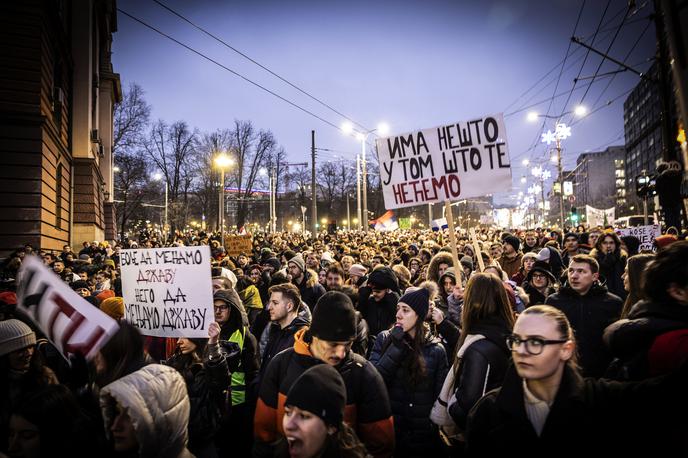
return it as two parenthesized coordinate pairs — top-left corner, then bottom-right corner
(522, 261), (558, 306)
(464, 305), (688, 456)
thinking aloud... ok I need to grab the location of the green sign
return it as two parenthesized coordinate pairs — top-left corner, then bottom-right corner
(398, 217), (411, 230)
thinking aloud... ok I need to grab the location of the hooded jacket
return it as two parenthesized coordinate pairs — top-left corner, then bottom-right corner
(100, 364), (193, 458)
(254, 328), (394, 458)
(427, 252), (453, 284)
(545, 283), (622, 378)
(215, 288), (260, 405)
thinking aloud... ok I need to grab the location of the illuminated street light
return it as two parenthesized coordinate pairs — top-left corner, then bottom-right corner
(214, 152), (235, 246)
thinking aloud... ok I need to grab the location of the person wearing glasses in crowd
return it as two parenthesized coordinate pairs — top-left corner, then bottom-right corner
(522, 261), (558, 306)
(464, 305), (688, 456)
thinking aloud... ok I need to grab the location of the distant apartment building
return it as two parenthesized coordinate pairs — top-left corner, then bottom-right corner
(623, 62), (683, 213)
(572, 146), (626, 213)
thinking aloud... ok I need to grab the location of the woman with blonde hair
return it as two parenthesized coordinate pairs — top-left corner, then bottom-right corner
(465, 305), (687, 456)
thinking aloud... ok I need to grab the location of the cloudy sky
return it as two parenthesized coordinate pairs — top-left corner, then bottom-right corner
(112, 0), (656, 206)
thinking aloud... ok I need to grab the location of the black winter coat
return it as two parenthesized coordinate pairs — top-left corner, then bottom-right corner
(545, 283), (622, 377)
(294, 271), (326, 310)
(357, 289), (400, 340)
(370, 330), (448, 457)
(259, 315), (310, 376)
(447, 321), (511, 430)
(604, 299), (688, 380)
(164, 352), (231, 455)
(591, 249), (628, 301)
(465, 362), (688, 456)
(523, 282), (556, 306)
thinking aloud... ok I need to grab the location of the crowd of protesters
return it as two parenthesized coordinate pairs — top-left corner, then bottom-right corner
(0, 222), (687, 457)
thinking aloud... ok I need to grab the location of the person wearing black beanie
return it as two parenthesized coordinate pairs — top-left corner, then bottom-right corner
(309, 291), (356, 366)
(281, 365), (369, 458)
(369, 282), (448, 456)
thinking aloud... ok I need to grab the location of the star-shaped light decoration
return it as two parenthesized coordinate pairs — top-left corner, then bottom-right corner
(541, 123), (572, 145)
(554, 123), (572, 139)
(541, 169), (552, 181)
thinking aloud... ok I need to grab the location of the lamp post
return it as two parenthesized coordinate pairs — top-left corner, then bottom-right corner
(152, 173), (168, 241)
(342, 121), (390, 232)
(527, 106), (585, 228)
(530, 166), (551, 225)
(214, 153), (234, 246)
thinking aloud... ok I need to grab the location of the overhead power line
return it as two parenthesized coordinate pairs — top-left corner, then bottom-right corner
(151, 0), (371, 133)
(117, 8), (344, 132)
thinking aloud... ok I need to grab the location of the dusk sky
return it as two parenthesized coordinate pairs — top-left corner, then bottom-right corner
(112, 0), (657, 207)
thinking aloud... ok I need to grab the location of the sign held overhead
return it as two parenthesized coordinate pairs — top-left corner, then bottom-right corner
(375, 113), (511, 209)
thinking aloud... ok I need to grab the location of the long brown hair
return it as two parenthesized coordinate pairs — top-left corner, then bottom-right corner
(621, 253), (654, 318)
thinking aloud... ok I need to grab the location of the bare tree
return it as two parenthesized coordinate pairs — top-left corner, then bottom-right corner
(194, 130), (233, 230)
(112, 83), (151, 240)
(225, 120), (278, 229)
(143, 120), (199, 233)
(113, 83), (151, 156)
(114, 153), (150, 240)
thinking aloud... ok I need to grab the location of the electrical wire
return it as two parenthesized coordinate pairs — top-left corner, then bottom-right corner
(117, 8), (345, 133)
(150, 0), (371, 133)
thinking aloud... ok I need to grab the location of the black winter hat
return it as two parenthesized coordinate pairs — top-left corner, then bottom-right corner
(526, 260), (557, 283)
(564, 232), (579, 242)
(70, 280), (90, 291)
(286, 364), (346, 427)
(262, 257), (281, 272)
(503, 235), (521, 252)
(310, 291), (356, 342)
(366, 267), (398, 291)
(460, 255), (474, 272)
(399, 286), (431, 320)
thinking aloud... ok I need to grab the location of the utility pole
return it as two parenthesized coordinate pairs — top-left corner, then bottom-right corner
(361, 140), (369, 232)
(556, 137), (565, 229)
(346, 194), (351, 231)
(311, 130), (317, 237)
(356, 155), (362, 230)
(427, 203), (432, 227)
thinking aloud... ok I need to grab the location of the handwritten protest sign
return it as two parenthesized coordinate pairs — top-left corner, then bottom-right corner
(17, 256), (119, 361)
(585, 205), (615, 227)
(615, 224), (661, 252)
(120, 246), (214, 338)
(225, 235), (253, 257)
(375, 114), (511, 209)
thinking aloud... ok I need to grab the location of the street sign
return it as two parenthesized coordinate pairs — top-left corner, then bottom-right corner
(568, 195), (576, 203)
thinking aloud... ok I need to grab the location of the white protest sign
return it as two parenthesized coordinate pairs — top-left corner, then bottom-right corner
(120, 246), (214, 338)
(585, 205), (615, 227)
(375, 113), (511, 209)
(615, 224), (661, 252)
(17, 256), (119, 361)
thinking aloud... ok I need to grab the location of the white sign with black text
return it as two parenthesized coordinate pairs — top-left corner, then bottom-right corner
(120, 246), (214, 338)
(375, 113), (512, 209)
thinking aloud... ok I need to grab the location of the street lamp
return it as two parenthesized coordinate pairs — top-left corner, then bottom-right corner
(342, 121), (390, 232)
(527, 106), (585, 228)
(152, 172), (168, 240)
(214, 152), (234, 245)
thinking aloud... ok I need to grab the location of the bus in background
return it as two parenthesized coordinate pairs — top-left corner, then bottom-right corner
(613, 215), (655, 228)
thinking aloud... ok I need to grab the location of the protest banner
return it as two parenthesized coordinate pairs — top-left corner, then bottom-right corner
(398, 217), (411, 230)
(375, 114), (511, 210)
(120, 246), (214, 338)
(16, 256), (119, 361)
(225, 235), (253, 257)
(585, 205), (615, 227)
(615, 224), (661, 252)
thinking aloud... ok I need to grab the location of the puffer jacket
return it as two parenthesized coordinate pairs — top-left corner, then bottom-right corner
(100, 364), (193, 458)
(545, 283), (622, 377)
(447, 320), (512, 430)
(370, 330), (448, 457)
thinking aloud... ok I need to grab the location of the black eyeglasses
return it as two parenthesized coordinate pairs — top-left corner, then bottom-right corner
(505, 335), (568, 355)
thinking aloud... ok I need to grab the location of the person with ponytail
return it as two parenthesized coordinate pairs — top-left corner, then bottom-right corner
(370, 282), (448, 457)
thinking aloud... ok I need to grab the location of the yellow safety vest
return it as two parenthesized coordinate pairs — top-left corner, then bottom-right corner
(228, 327), (246, 406)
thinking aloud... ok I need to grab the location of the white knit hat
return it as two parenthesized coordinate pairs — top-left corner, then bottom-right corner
(0, 319), (36, 357)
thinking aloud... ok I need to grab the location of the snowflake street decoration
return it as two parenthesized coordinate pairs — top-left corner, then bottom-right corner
(541, 123), (572, 145)
(541, 130), (557, 145)
(541, 169), (552, 181)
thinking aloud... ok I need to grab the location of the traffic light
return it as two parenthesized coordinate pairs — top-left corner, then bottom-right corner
(636, 173), (657, 198)
(570, 206), (579, 222)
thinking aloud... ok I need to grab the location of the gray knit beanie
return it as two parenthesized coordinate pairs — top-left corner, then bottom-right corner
(0, 319), (36, 357)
